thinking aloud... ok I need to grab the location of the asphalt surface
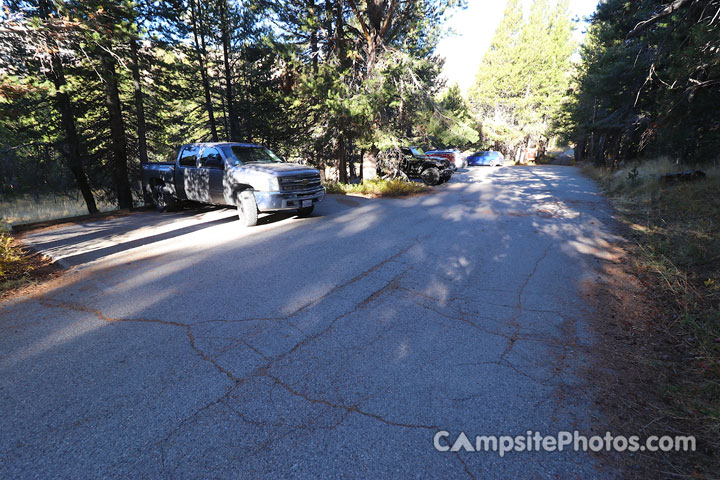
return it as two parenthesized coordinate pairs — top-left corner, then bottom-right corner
(1, 166), (623, 478)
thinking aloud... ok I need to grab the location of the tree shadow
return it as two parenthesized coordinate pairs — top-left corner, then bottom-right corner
(0, 167), (625, 477)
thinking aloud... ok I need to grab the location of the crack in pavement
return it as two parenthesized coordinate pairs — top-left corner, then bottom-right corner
(498, 244), (553, 363)
(403, 293), (512, 339)
(454, 451), (477, 480)
(267, 374), (438, 431)
(37, 298), (242, 384)
(225, 396), (351, 433)
(158, 385), (238, 470)
(32, 241), (436, 463)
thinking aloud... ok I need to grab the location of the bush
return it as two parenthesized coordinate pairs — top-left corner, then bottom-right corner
(324, 178), (429, 197)
(0, 233), (23, 278)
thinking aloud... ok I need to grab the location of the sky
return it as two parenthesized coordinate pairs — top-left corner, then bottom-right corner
(435, 0), (600, 93)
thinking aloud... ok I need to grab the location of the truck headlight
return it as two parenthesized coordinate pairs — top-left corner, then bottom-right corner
(265, 177), (280, 192)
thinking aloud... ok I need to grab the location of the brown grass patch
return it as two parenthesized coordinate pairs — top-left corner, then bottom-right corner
(0, 232), (62, 298)
(582, 160), (720, 477)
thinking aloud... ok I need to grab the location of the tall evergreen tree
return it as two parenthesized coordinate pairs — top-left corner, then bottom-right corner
(567, 0), (720, 165)
(469, 0), (574, 158)
(2, 0), (99, 213)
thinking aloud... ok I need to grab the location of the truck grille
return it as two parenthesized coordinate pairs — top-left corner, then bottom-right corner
(280, 174), (322, 192)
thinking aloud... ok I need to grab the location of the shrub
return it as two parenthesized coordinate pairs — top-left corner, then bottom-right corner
(0, 233), (23, 278)
(324, 178), (429, 197)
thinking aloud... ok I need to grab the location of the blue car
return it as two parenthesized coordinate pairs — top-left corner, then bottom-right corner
(467, 151), (504, 167)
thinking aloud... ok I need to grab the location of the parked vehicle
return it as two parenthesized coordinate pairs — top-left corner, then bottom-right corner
(467, 151), (504, 167)
(141, 142), (325, 226)
(398, 147), (453, 185)
(425, 149), (467, 169)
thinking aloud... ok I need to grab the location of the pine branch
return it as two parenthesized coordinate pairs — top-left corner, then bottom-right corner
(626, 0), (696, 39)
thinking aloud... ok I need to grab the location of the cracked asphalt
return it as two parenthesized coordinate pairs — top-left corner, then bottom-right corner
(1, 166), (623, 478)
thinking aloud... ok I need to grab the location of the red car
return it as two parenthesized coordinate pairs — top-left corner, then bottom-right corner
(425, 149), (466, 169)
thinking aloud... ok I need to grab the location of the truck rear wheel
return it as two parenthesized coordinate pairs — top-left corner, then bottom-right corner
(152, 184), (175, 212)
(421, 167), (440, 186)
(236, 190), (258, 227)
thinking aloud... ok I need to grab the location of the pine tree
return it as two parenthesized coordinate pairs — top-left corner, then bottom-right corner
(566, 0), (720, 165)
(468, 0), (574, 158)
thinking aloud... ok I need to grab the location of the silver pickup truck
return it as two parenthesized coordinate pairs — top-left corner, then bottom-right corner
(141, 142), (325, 226)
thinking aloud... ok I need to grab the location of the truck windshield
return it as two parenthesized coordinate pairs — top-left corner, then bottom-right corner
(221, 146), (284, 165)
(409, 147), (425, 156)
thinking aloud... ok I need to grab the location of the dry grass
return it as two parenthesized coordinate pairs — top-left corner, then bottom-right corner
(585, 158), (720, 475)
(0, 231), (59, 295)
(0, 232), (22, 277)
(0, 194), (117, 231)
(325, 178), (430, 197)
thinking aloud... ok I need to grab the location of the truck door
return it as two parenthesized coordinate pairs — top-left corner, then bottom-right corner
(176, 146), (196, 200)
(198, 147), (226, 204)
(180, 146), (210, 203)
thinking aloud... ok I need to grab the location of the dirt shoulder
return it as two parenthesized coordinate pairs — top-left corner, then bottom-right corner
(582, 164), (719, 477)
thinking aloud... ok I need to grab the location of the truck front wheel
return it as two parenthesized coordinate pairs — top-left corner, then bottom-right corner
(296, 205), (314, 218)
(236, 190), (258, 227)
(421, 167), (440, 186)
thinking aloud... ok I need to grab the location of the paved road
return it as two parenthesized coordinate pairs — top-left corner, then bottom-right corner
(550, 149), (575, 166)
(1, 166), (622, 478)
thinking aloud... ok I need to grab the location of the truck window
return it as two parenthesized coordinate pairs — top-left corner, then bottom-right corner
(221, 146), (283, 166)
(179, 147), (198, 167)
(199, 147), (222, 168)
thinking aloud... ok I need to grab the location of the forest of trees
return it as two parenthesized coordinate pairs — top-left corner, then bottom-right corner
(569, 0), (720, 167)
(0, 0), (718, 215)
(0, 0), (470, 212)
(468, 0), (575, 162)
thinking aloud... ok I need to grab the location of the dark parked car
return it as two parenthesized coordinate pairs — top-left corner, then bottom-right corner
(425, 149), (466, 169)
(141, 142), (325, 226)
(467, 151), (504, 167)
(398, 147), (453, 185)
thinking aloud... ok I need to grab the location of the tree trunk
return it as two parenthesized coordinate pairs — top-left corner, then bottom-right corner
(589, 96), (597, 163)
(324, 0), (334, 54)
(338, 136), (348, 183)
(220, 94), (229, 135)
(574, 138), (585, 163)
(310, 30), (319, 74)
(220, 0), (239, 141)
(308, 1), (319, 74)
(101, 53), (133, 209)
(334, 0), (348, 68)
(190, 0), (219, 142)
(596, 134), (607, 166)
(130, 38), (152, 205)
(37, 0), (97, 214)
(334, 0), (350, 182)
(130, 38), (148, 165)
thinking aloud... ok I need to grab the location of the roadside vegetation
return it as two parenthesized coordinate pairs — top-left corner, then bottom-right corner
(585, 159), (720, 473)
(569, 2), (719, 471)
(0, 233), (22, 277)
(0, 231), (55, 294)
(567, 1), (719, 165)
(0, 194), (117, 231)
(324, 178), (429, 197)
